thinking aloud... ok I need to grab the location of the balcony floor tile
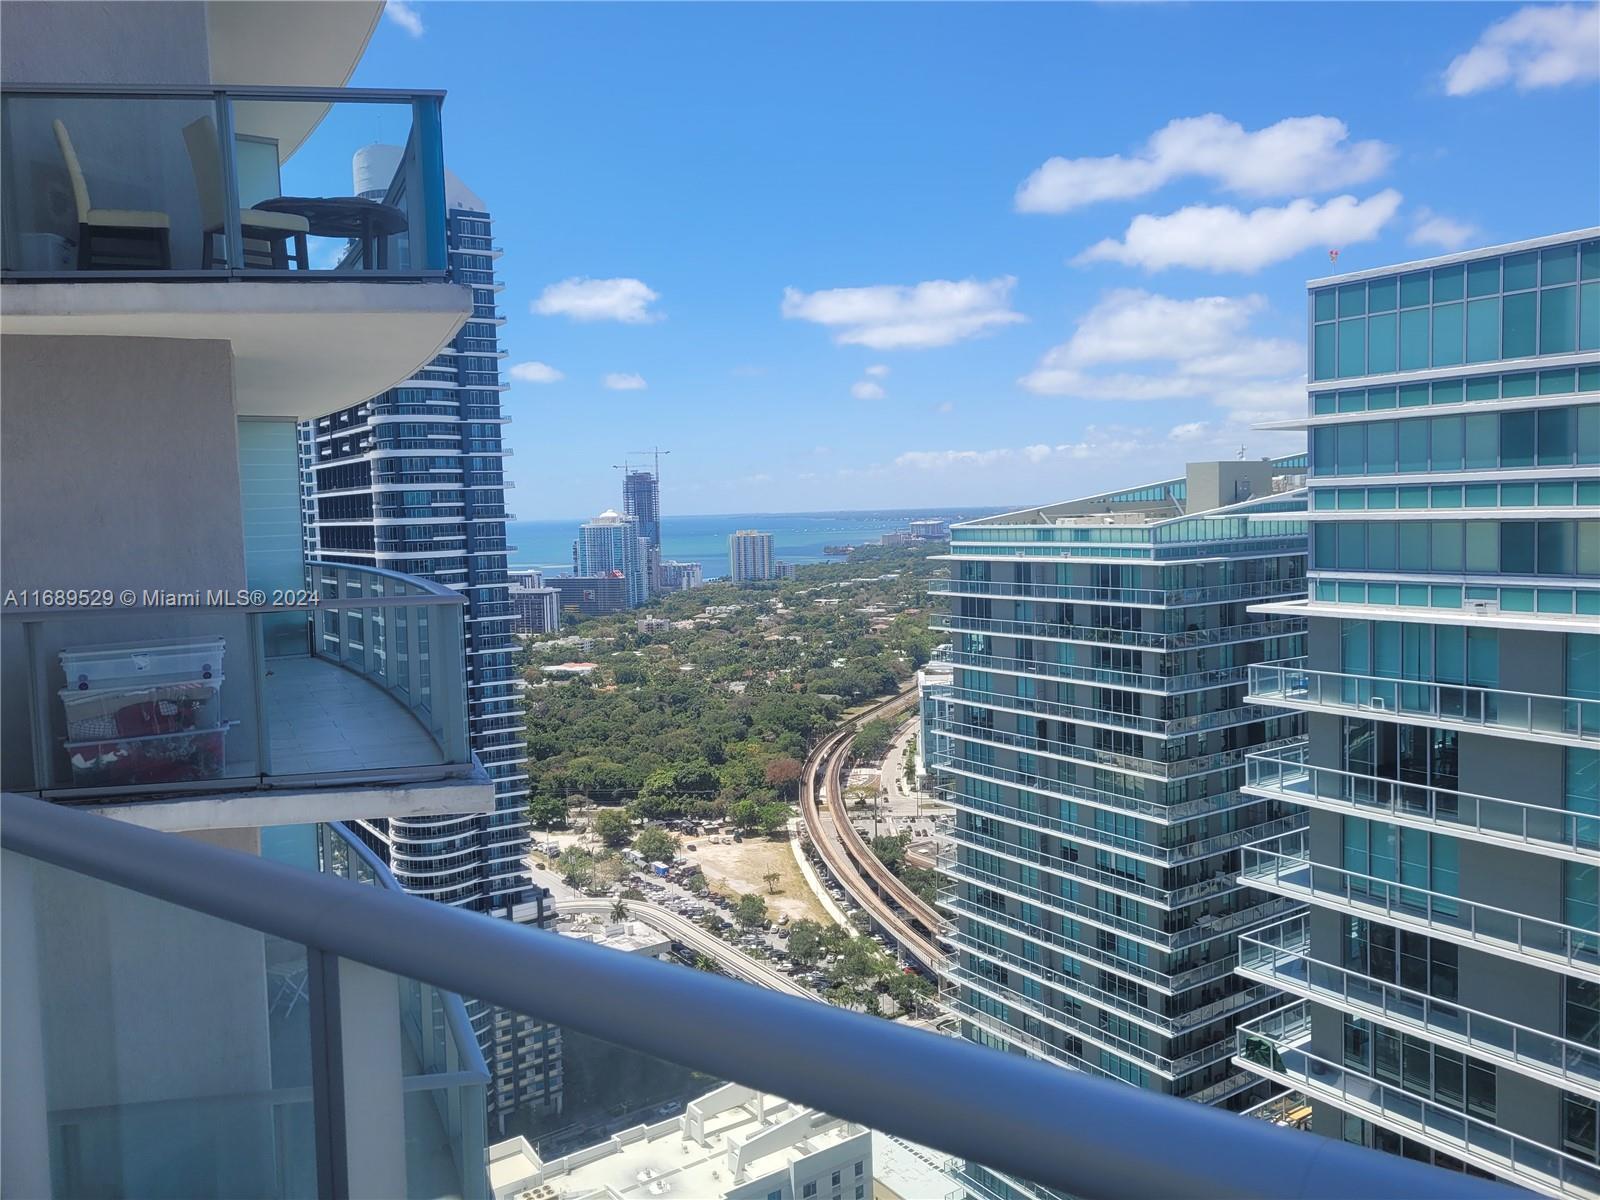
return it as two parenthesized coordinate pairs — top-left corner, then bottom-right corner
(264, 656), (444, 774)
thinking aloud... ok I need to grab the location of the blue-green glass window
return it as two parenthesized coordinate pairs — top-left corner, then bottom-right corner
(1466, 523), (1498, 573)
(1338, 318), (1367, 377)
(1541, 368), (1577, 395)
(1432, 522), (1464, 572)
(1314, 489), (1337, 510)
(1367, 422), (1397, 473)
(1543, 245), (1579, 286)
(1581, 522), (1600, 577)
(1368, 277), (1397, 313)
(1539, 521), (1575, 574)
(1436, 624), (1465, 683)
(1338, 488), (1366, 510)
(1432, 303), (1464, 366)
(1369, 486), (1398, 509)
(1466, 376), (1500, 402)
(1339, 283), (1367, 317)
(1341, 619), (1370, 674)
(1315, 392), (1338, 415)
(1465, 298), (1499, 362)
(1432, 379), (1464, 405)
(1467, 629), (1498, 686)
(1580, 407), (1599, 465)
(1338, 522), (1366, 569)
(1314, 523), (1335, 567)
(1314, 323), (1337, 381)
(1399, 583), (1430, 606)
(1465, 484), (1498, 507)
(1369, 583), (1397, 605)
(1581, 481), (1600, 506)
(1368, 522), (1397, 569)
(1430, 417), (1463, 471)
(1542, 286), (1577, 354)
(1433, 264), (1465, 303)
(1336, 423), (1365, 475)
(1502, 291), (1537, 358)
(1338, 389), (1366, 413)
(1398, 420), (1428, 472)
(1369, 386), (1397, 410)
(1503, 523), (1536, 573)
(1466, 258), (1500, 298)
(1464, 414), (1498, 469)
(1314, 289), (1337, 322)
(1584, 240), (1600, 281)
(1580, 282), (1600, 350)
(1399, 382), (1430, 407)
(1433, 586), (1462, 609)
(1367, 312), (1397, 374)
(1399, 309), (1430, 370)
(1539, 482), (1575, 506)
(1539, 408), (1575, 465)
(1432, 485), (1463, 507)
(1399, 524), (1430, 570)
(1504, 251), (1538, 292)
(1399, 486), (1429, 509)
(1399, 272), (1430, 308)
(1502, 371), (1537, 398)
(1503, 482), (1536, 506)
(1501, 411), (1536, 467)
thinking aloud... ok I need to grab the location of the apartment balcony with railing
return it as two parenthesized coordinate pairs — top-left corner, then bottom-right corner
(1248, 663), (1599, 748)
(1, 84), (470, 417)
(1239, 831), (1599, 978)
(928, 576), (1308, 608)
(1244, 742), (1599, 861)
(1235, 1003), (1599, 1199)
(0, 562), (491, 831)
(1238, 917), (1600, 1098)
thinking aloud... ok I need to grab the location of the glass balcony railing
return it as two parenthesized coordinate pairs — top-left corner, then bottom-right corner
(930, 612), (1305, 652)
(934, 647), (1255, 695)
(1239, 831), (1600, 978)
(1238, 917), (1600, 1097)
(0, 562), (475, 804)
(1244, 743), (1599, 860)
(1248, 663), (1600, 746)
(927, 576), (1308, 607)
(1, 794), (1509, 1200)
(2, 85), (447, 278)
(1235, 1003), (1600, 1200)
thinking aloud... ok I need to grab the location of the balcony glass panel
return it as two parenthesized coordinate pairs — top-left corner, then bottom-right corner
(2, 87), (445, 278)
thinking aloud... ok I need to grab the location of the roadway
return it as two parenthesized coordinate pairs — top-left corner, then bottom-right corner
(798, 687), (946, 973)
(560, 898), (811, 998)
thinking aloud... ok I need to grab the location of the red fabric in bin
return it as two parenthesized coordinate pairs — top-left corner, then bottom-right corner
(114, 701), (163, 737)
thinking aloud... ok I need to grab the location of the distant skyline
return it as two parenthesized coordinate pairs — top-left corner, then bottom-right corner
(346, 2), (1599, 515)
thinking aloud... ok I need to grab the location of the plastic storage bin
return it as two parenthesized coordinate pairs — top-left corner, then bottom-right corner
(65, 724), (233, 788)
(58, 679), (224, 741)
(59, 637), (225, 690)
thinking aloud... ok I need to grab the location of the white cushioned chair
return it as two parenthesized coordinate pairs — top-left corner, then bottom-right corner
(53, 119), (172, 269)
(182, 116), (309, 270)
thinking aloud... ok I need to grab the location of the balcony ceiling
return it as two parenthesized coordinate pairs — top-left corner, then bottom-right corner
(1, 279), (472, 418)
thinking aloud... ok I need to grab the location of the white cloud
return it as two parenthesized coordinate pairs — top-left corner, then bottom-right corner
(851, 380), (887, 401)
(384, 0), (424, 37)
(1076, 190), (1402, 273)
(864, 364), (891, 378)
(1444, 4), (1600, 95)
(1020, 289), (1303, 426)
(602, 372), (647, 391)
(781, 277), (1024, 350)
(1167, 421), (1210, 443)
(534, 277), (661, 324)
(894, 428), (1152, 472)
(509, 361), (564, 384)
(1015, 114), (1393, 214)
(1410, 207), (1479, 250)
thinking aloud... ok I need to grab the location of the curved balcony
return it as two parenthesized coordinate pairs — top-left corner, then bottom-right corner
(1244, 743), (1598, 861)
(1239, 832), (1599, 980)
(1238, 917), (1600, 1099)
(0, 561), (490, 831)
(928, 577), (1308, 608)
(1235, 1003), (1600, 1200)
(1248, 663), (1600, 749)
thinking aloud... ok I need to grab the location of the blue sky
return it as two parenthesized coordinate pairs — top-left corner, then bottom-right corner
(345, 1), (1599, 518)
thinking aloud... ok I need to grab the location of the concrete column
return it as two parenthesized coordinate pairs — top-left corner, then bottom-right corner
(332, 958), (408, 1200)
(1, 851), (52, 1199)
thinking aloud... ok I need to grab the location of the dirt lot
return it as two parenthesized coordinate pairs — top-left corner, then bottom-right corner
(680, 834), (829, 925)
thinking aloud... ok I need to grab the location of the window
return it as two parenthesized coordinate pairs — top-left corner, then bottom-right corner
(804, 1183), (817, 1198)
(831, 1171), (841, 1188)
(855, 1163), (864, 1178)
(856, 1188), (865, 1200)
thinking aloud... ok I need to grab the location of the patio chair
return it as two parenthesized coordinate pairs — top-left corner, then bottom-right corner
(53, 119), (171, 269)
(182, 115), (309, 270)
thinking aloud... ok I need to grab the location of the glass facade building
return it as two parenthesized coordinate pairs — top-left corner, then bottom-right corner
(300, 169), (559, 1130)
(928, 458), (1311, 1200)
(1234, 229), (1600, 1199)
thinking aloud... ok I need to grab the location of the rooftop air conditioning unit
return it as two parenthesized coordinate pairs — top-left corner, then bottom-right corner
(1465, 598), (1500, 616)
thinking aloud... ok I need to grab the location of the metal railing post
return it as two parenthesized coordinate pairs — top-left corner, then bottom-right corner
(215, 92), (244, 272)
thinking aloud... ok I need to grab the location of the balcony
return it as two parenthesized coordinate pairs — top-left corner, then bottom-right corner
(927, 577), (1308, 608)
(1238, 917), (1600, 1099)
(933, 647), (1255, 695)
(1248, 663), (1600, 749)
(0, 795), (1513, 1200)
(1, 85), (470, 416)
(0, 562), (491, 830)
(931, 612), (1304, 652)
(1234, 1004), (1600, 1200)
(1239, 832), (1599, 980)
(1244, 743), (1598, 861)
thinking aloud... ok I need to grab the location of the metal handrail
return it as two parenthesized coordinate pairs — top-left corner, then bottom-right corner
(0, 793), (1517, 1200)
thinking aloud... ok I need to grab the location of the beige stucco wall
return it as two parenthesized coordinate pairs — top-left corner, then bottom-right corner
(0, 1), (212, 86)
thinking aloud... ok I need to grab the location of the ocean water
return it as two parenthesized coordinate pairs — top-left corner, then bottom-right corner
(507, 507), (1003, 580)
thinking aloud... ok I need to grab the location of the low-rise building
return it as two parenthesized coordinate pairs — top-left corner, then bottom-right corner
(553, 574), (629, 618)
(637, 616), (672, 634)
(488, 1084), (872, 1200)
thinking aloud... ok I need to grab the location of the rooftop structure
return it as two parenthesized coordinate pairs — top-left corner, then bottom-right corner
(487, 1084), (871, 1200)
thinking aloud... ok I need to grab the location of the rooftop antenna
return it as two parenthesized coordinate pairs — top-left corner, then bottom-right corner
(1236, 444), (1248, 460)
(1328, 249), (1341, 265)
